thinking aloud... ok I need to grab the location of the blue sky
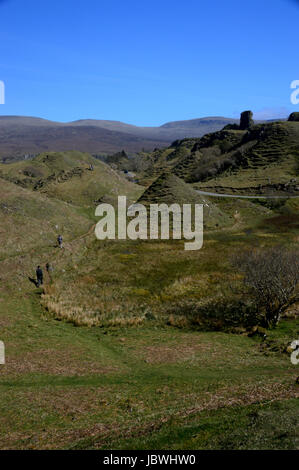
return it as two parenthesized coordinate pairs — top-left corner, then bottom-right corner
(0, 0), (298, 125)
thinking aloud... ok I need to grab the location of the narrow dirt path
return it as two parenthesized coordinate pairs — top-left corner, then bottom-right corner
(196, 189), (299, 199)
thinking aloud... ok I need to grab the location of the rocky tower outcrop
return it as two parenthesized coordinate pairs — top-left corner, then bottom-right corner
(288, 112), (299, 122)
(240, 110), (254, 130)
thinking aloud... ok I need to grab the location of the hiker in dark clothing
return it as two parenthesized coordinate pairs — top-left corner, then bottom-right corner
(36, 266), (43, 287)
(57, 235), (63, 248)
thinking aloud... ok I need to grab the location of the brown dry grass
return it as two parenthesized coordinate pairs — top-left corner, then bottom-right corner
(1, 348), (119, 377)
(144, 343), (214, 364)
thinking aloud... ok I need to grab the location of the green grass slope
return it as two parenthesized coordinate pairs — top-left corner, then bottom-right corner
(138, 172), (204, 205)
(0, 151), (143, 206)
(188, 122), (299, 192)
(136, 120), (299, 196)
(0, 179), (92, 260)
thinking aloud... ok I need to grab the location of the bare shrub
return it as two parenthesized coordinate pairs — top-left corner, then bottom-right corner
(232, 246), (299, 328)
(165, 297), (257, 331)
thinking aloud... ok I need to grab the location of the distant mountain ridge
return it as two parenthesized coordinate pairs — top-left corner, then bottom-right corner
(0, 115), (240, 160)
(160, 117), (238, 129)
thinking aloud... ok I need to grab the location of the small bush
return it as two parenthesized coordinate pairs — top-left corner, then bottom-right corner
(165, 297), (258, 331)
(232, 246), (299, 328)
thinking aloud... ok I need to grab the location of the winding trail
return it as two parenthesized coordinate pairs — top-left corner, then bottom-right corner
(196, 189), (299, 199)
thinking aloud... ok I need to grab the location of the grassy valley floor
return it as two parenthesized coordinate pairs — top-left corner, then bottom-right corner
(0, 199), (298, 449)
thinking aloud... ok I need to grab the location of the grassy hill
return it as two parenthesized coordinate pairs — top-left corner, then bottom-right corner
(132, 139), (199, 186)
(135, 120), (299, 196)
(138, 172), (204, 205)
(137, 172), (232, 230)
(0, 178), (91, 256)
(191, 121), (299, 194)
(0, 151), (142, 206)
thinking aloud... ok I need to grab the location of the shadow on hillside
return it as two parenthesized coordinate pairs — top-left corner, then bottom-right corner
(28, 276), (39, 287)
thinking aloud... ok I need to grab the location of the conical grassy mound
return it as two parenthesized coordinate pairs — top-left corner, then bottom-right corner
(138, 172), (231, 229)
(138, 172), (201, 205)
